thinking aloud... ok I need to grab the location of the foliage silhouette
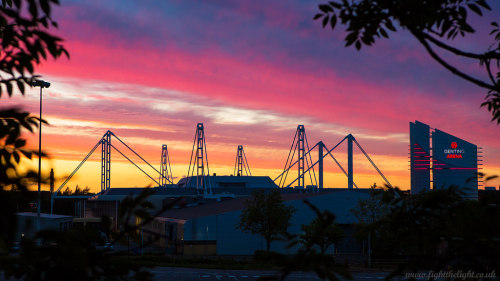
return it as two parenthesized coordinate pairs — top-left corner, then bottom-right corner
(314, 0), (500, 123)
(0, 0), (68, 98)
(238, 189), (296, 252)
(0, 1), (176, 280)
(60, 185), (93, 196)
(299, 202), (343, 256)
(0, 188), (182, 281)
(262, 200), (351, 281)
(360, 184), (500, 280)
(0, 0), (65, 257)
(351, 183), (387, 225)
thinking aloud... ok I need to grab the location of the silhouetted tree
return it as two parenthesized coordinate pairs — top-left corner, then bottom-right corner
(0, 0), (67, 255)
(351, 183), (387, 225)
(314, 0), (500, 123)
(0, 0), (68, 98)
(61, 185), (93, 195)
(238, 189), (296, 252)
(370, 185), (500, 280)
(0, 1), (158, 280)
(300, 212), (343, 256)
(0, 108), (44, 253)
(271, 201), (352, 281)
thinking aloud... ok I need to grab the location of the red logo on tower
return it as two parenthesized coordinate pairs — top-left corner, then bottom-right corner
(444, 142), (464, 158)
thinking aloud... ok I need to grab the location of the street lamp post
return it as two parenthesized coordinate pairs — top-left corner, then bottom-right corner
(32, 79), (50, 234)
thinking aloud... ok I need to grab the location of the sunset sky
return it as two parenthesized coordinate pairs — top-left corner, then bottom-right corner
(3, 0), (500, 193)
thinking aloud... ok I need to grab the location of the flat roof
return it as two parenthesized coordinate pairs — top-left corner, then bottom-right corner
(158, 189), (343, 220)
(17, 212), (73, 219)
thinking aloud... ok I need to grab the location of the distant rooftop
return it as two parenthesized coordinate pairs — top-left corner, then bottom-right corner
(157, 188), (349, 220)
(17, 212), (72, 219)
(177, 175), (278, 189)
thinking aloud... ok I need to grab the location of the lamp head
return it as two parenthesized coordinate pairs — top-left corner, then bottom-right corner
(31, 80), (50, 88)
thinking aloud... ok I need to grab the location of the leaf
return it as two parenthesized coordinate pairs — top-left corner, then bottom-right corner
(467, 3), (482, 16)
(459, 6), (467, 19)
(361, 35), (372, 45)
(21, 150), (32, 159)
(476, 0), (490, 10)
(329, 1), (341, 9)
(16, 80), (24, 94)
(40, 0), (51, 16)
(13, 151), (20, 163)
(322, 16), (329, 28)
(313, 13), (323, 20)
(345, 31), (358, 46)
(6, 81), (13, 96)
(485, 175), (499, 181)
(462, 23), (475, 33)
(355, 40), (361, 50)
(442, 20), (452, 34)
(385, 20), (396, 32)
(330, 14), (337, 30)
(379, 28), (388, 38)
(14, 138), (26, 148)
(318, 4), (333, 13)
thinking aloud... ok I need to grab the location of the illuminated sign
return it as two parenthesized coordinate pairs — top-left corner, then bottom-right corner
(444, 142), (465, 158)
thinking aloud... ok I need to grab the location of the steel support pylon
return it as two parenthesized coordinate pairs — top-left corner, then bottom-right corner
(160, 144), (173, 187)
(185, 123), (212, 194)
(196, 123), (205, 190)
(347, 134), (354, 190)
(237, 145), (243, 176)
(318, 141), (324, 189)
(297, 125), (305, 188)
(101, 130), (111, 192)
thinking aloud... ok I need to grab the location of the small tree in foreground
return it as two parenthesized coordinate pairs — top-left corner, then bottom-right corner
(238, 189), (296, 252)
(271, 201), (352, 281)
(300, 212), (343, 256)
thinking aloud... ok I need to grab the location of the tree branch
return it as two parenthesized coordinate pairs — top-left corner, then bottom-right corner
(485, 59), (498, 86)
(419, 32), (500, 59)
(421, 31), (500, 60)
(410, 28), (499, 92)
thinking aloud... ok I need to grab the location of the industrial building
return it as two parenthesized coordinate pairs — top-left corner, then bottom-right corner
(15, 212), (73, 241)
(142, 188), (369, 255)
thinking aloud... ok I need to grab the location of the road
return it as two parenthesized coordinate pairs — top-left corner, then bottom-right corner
(151, 267), (399, 281)
(1, 266), (399, 281)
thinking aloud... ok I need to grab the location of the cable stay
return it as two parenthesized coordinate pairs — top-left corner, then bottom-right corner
(110, 143), (160, 185)
(110, 132), (165, 180)
(305, 134), (318, 188)
(353, 138), (393, 188)
(277, 128), (298, 187)
(54, 138), (103, 195)
(243, 148), (251, 176)
(234, 145), (252, 176)
(322, 143), (359, 189)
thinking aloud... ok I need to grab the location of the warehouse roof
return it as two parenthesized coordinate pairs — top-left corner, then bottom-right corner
(158, 189), (346, 220)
